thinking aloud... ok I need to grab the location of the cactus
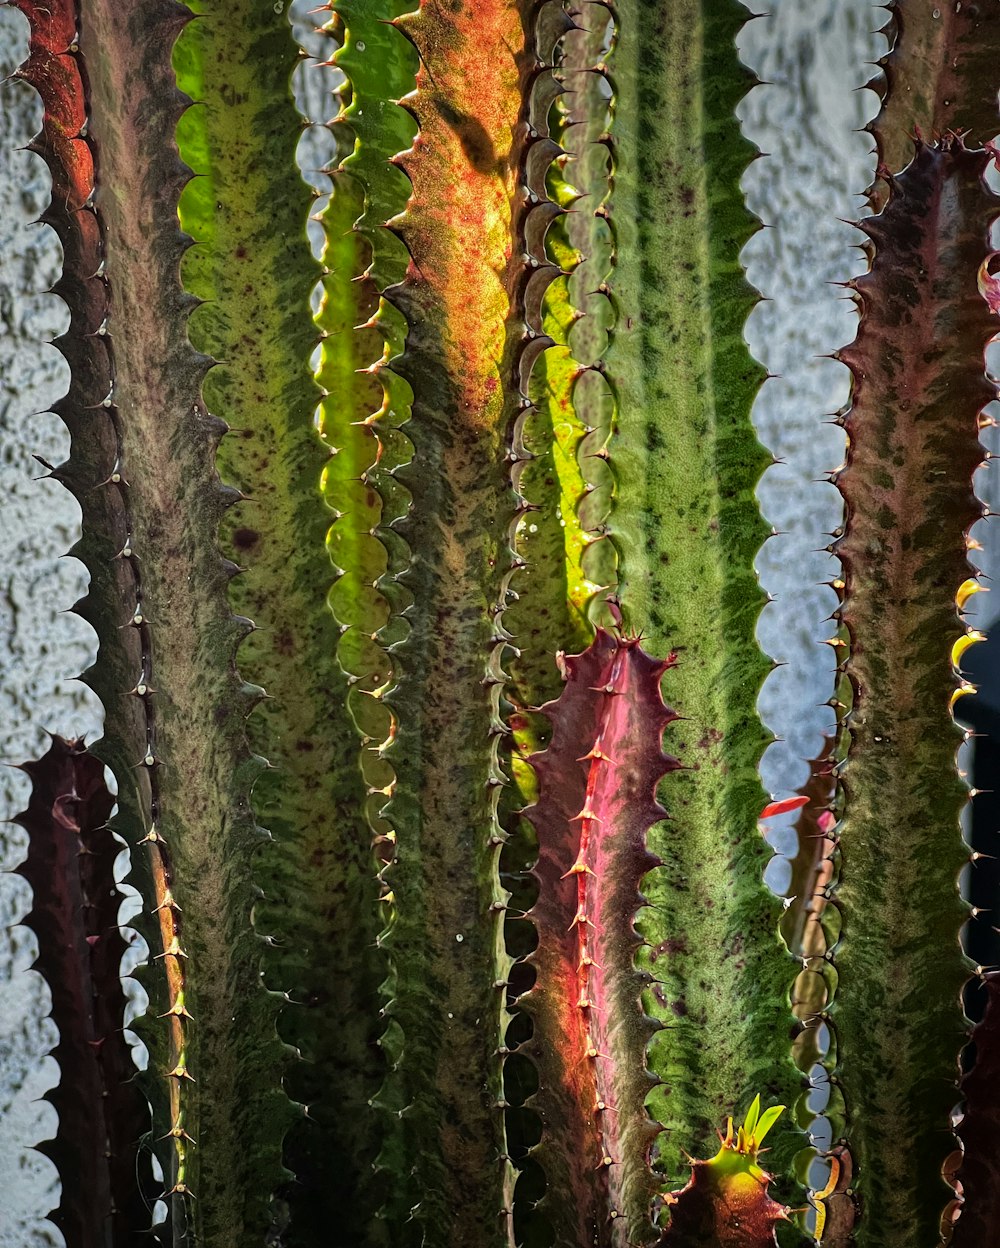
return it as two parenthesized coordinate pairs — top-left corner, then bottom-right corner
(522, 628), (679, 1246)
(13, 736), (154, 1243)
(830, 134), (990, 1248)
(661, 1097), (789, 1247)
(5, 1), (1000, 1246)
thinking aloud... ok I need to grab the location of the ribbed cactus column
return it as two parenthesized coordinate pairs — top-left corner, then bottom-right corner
(71, 1), (290, 1241)
(872, 1), (1000, 179)
(832, 137), (991, 1248)
(14, 738), (154, 1244)
(327, 1), (538, 1242)
(172, 5), (385, 1240)
(523, 631), (680, 1247)
(602, 0), (803, 1193)
(14, 0), (182, 1236)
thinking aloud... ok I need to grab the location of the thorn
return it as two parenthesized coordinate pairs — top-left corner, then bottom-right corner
(561, 857), (596, 878)
(569, 807), (602, 824)
(155, 937), (188, 960)
(159, 1000), (194, 1020)
(577, 746), (616, 764)
(153, 889), (182, 913)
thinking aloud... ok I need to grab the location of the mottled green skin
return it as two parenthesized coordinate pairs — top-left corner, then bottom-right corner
(504, 16), (597, 730)
(779, 745), (837, 1088)
(331, 1), (525, 1243)
(874, 1), (1000, 179)
(323, 2), (417, 798)
(834, 140), (987, 1248)
(604, 0), (803, 1197)
(560, 1), (616, 620)
(172, 6), (387, 1243)
(80, 3), (293, 1242)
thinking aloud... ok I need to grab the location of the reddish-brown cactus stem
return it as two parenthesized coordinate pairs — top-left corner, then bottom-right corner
(12, 0), (186, 1225)
(954, 975), (1000, 1244)
(831, 136), (994, 1247)
(523, 628), (679, 1247)
(660, 1105), (789, 1247)
(14, 736), (154, 1244)
(871, 2), (1000, 184)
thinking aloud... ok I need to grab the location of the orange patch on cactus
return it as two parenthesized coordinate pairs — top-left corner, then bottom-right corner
(12, 0), (93, 212)
(394, 0), (522, 428)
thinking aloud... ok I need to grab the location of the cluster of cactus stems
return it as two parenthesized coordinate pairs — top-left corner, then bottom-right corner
(7, 0), (1000, 1245)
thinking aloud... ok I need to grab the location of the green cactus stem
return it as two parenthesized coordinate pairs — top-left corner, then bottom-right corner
(17, 0), (298, 1239)
(321, 0), (416, 797)
(602, 0), (803, 1189)
(522, 628), (680, 1247)
(832, 135), (993, 1247)
(172, 6), (388, 1239)
(14, 736), (155, 1245)
(324, 0), (551, 1240)
(776, 745), (838, 1085)
(504, 0), (614, 731)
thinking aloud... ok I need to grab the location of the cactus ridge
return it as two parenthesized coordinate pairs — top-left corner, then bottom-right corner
(172, 4), (398, 1238)
(503, 0), (617, 765)
(870, 0), (1000, 189)
(830, 134), (994, 1247)
(24, 0), (296, 1238)
(318, 2), (430, 1238)
(558, 0), (617, 621)
(955, 974), (1000, 1244)
(774, 740), (841, 1188)
(521, 628), (680, 1247)
(12, 0), (190, 1231)
(321, 0), (417, 800)
(600, 0), (804, 1196)
(14, 735), (156, 1243)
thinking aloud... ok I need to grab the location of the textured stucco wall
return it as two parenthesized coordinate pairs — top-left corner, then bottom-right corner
(0, 6), (100, 1243)
(740, 1), (881, 878)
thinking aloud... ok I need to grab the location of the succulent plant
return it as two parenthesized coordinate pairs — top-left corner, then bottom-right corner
(5, 0), (1000, 1246)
